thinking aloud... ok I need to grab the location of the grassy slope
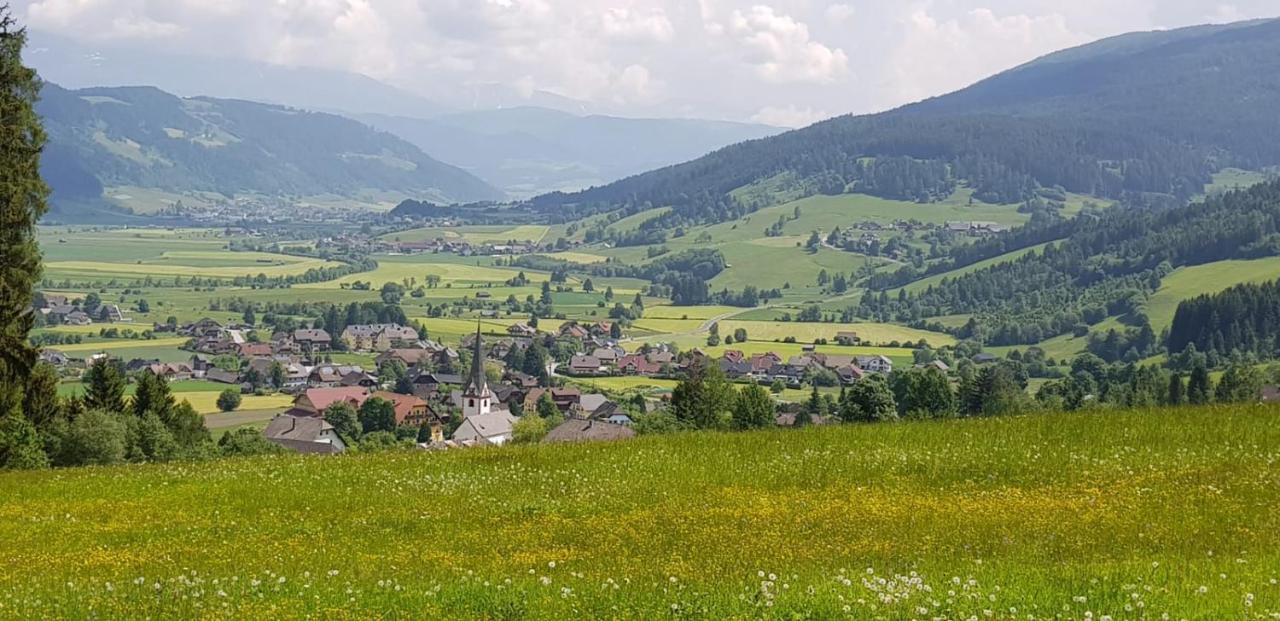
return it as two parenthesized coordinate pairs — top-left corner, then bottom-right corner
(2, 406), (1277, 619)
(1145, 257), (1280, 332)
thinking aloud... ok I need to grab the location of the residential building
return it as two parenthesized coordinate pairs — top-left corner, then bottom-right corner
(543, 419), (636, 444)
(264, 415), (347, 454)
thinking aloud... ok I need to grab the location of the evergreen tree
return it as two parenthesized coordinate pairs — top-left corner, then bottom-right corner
(1167, 373), (1186, 406)
(132, 370), (175, 421)
(671, 359), (734, 430)
(83, 359), (127, 414)
(1187, 363), (1213, 405)
(23, 362), (60, 431)
(0, 8), (49, 396)
(1215, 363), (1263, 404)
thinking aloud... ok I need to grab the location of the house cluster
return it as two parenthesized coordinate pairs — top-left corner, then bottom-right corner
(388, 238), (544, 257)
(263, 326), (635, 454)
(35, 294), (127, 326)
(944, 221), (1009, 236)
(557, 324), (895, 388)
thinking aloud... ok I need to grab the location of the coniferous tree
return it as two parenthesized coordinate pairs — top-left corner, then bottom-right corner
(0, 8), (50, 468)
(1167, 373), (1186, 406)
(83, 359), (127, 414)
(1187, 363), (1213, 405)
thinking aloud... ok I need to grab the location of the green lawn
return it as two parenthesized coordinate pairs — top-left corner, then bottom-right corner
(2, 406), (1277, 618)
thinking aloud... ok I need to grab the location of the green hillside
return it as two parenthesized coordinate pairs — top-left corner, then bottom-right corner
(530, 18), (1280, 227)
(2, 406), (1277, 618)
(37, 84), (503, 215)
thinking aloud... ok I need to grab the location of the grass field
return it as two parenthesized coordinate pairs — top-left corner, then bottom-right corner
(1145, 257), (1280, 331)
(1, 406), (1277, 618)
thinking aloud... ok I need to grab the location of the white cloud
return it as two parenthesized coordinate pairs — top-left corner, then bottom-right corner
(16, 0), (1280, 124)
(723, 5), (849, 83)
(751, 104), (832, 128)
(601, 7), (675, 43)
(825, 3), (855, 23)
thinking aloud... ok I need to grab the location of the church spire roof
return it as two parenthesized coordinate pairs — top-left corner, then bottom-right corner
(464, 321), (488, 397)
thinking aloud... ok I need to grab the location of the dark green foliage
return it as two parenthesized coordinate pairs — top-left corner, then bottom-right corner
(732, 384), (775, 430)
(218, 428), (285, 457)
(1215, 363), (1263, 404)
(865, 180), (1280, 345)
(0, 9), (48, 393)
(47, 410), (128, 467)
(216, 389), (242, 413)
(82, 359), (126, 413)
(324, 402), (361, 443)
(23, 363), (60, 431)
(671, 359), (734, 430)
(1187, 363), (1214, 406)
(1169, 277), (1280, 359)
(839, 375), (898, 423)
(890, 368), (956, 419)
(358, 397), (397, 434)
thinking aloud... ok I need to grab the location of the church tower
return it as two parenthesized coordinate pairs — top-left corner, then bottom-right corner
(462, 322), (492, 418)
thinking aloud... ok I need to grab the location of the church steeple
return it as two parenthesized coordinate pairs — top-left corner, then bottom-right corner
(463, 321), (486, 399)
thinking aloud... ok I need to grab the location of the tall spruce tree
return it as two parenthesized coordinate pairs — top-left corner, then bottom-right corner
(0, 8), (51, 469)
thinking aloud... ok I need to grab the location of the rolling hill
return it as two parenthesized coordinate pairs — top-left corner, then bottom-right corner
(530, 18), (1280, 226)
(36, 84), (503, 217)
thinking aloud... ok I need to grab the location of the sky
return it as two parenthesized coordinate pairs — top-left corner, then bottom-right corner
(17, 0), (1280, 126)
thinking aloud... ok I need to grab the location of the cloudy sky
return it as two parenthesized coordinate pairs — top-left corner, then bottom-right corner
(17, 0), (1280, 126)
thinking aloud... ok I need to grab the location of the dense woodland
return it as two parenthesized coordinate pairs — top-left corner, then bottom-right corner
(1168, 278), (1280, 359)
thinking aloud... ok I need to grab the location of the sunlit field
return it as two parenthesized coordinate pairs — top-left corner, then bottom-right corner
(1, 406), (1277, 619)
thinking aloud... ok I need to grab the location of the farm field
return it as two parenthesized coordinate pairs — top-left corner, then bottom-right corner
(56, 380), (293, 415)
(2, 406), (1277, 618)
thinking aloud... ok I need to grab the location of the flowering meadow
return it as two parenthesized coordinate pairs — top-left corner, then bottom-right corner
(1, 406), (1278, 620)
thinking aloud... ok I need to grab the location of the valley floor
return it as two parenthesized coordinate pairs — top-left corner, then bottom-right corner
(1, 406), (1277, 619)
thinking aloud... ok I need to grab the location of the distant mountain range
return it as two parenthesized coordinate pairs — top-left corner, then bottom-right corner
(359, 108), (781, 197)
(532, 18), (1280, 225)
(38, 84), (503, 217)
(27, 31), (780, 200)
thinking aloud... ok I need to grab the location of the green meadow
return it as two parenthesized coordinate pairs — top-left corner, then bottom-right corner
(1, 406), (1276, 619)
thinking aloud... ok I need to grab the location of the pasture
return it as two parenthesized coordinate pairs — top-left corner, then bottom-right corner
(1145, 257), (1280, 332)
(1, 406), (1276, 619)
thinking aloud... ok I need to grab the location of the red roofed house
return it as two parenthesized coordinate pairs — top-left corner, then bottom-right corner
(286, 387), (371, 417)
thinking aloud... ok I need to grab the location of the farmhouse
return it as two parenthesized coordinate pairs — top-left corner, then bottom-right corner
(340, 324), (419, 352)
(855, 355), (894, 374)
(286, 387), (371, 417)
(544, 419), (636, 444)
(263, 415), (347, 454)
(568, 355), (604, 375)
(292, 328), (332, 351)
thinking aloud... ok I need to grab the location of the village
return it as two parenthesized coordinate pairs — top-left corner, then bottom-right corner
(34, 302), (931, 455)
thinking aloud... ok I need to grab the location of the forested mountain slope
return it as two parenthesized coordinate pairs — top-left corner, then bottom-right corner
(856, 179), (1280, 350)
(37, 84), (503, 212)
(531, 18), (1280, 226)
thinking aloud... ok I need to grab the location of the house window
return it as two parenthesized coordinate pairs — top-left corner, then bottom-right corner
(468, 399), (475, 407)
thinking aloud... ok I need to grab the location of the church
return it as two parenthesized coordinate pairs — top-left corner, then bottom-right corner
(451, 324), (519, 445)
